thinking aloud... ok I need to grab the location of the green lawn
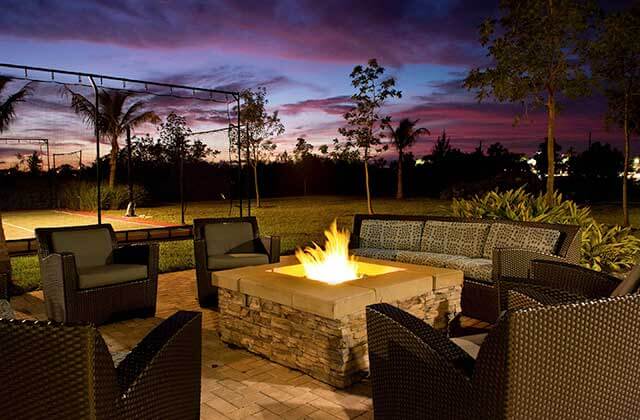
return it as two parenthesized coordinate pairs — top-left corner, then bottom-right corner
(9, 195), (639, 292)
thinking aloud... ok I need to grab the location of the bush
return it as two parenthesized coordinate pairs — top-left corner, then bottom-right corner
(57, 181), (150, 210)
(452, 187), (640, 273)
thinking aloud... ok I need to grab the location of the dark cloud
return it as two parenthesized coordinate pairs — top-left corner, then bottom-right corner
(280, 96), (353, 116)
(0, 0), (494, 66)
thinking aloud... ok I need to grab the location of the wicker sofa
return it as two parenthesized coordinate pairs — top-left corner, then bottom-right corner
(1, 310), (202, 419)
(366, 295), (640, 420)
(36, 224), (159, 325)
(350, 214), (581, 322)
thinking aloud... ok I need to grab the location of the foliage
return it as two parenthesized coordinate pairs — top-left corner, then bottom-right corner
(57, 181), (149, 211)
(0, 76), (31, 133)
(589, 6), (640, 226)
(339, 59), (402, 213)
(464, 0), (596, 196)
(66, 88), (160, 187)
(568, 141), (623, 180)
(452, 187), (639, 273)
(231, 87), (284, 207)
(15, 151), (43, 174)
(293, 137), (314, 161)
(384, 118), (430, 199)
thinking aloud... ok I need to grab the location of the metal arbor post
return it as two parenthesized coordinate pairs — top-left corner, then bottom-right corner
(88, 76), (102, 224)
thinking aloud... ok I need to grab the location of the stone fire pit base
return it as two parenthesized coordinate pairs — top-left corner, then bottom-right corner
(216, 257), (462, 388)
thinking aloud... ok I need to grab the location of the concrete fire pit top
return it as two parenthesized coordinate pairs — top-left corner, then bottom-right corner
(214, 256), (463, 319)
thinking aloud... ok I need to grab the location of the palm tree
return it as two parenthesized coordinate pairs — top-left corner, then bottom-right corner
(67, 88), (160, 187)
(384, 118), (429, 199)
(0, 76), (31, 133)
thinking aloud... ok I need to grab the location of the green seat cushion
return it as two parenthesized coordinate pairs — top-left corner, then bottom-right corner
(482, 223), (561, 259)
(359, 220), (424, 251)
(420, 221), (490, 258)
(207, 253), (269, 271)
(204, 222), (257, 256)
(77, 264), (148, 289)
(51, 228), (113, 269)
(351, 248), (399, 261)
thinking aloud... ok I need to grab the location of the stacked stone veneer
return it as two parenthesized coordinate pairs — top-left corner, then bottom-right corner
(218, 284), (461, 388)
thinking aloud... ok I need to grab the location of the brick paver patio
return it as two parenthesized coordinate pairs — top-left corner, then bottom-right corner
(9, 270), (374, 420)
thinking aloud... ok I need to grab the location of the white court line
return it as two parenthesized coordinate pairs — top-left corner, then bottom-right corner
(3, 221), (34, 233)
(53, 210), (168, 228)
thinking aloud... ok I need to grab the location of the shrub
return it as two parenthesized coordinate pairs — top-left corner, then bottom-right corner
(452, 187), (640, 273)
(57, 181), (150, 210)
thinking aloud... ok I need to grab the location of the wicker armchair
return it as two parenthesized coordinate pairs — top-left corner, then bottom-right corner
(367, 296), (640, 420)
(36, 224), (159, 325)
(193, 217), (280, 307)
(503, 259), (640, 306)
(1, 310), (202, 419)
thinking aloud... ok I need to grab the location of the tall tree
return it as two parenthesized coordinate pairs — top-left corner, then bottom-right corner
(384, 118), (429, 199)
(293, 137), (315, 195)
(232, 87), (284, 208)
(464, 0), (595, 200)
(67, 88), (160, 187)
(339, 59), (401, 214)
(590, 7), (640, 226)
(0, 76), (31, 133)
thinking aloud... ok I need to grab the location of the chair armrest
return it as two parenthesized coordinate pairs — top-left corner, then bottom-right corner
(116, 311), (202, 414)
(113, 243), (157, 266)
(366, 303), (474, 376)
(0, 273), (8, 301)
(493, 248), (568, 282)
(260, 236), (280, 263)
(530, 259), (619, 298)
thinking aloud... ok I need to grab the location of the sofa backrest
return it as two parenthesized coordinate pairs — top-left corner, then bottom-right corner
(193, 217), (261, 256)
(352, 214), (581, 258)
(359, 219), (424, 251)
(36, 225), (115, 269)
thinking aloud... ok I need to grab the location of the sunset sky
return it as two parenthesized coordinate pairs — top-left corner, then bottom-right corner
(0, 0), (634, 165)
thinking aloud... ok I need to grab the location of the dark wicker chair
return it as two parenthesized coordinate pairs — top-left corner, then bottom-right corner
(193, 217), (280, 307)
(366, 296), (640, 420)
(1, 310), (202, 419)
(504, 259), (640, 306)
(36, 224), (159, 325)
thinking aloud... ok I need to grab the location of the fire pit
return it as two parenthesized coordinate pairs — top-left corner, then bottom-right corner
(215, 222), (463, 388)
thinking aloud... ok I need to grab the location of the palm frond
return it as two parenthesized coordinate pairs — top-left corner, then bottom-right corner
(0, 81), (32, 133)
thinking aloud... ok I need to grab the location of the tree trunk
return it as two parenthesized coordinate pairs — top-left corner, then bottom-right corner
(364, 159), (374, 214)
(546, 94), (556, 201)
(108, 137), (118, 188)
(623, 94), (630, 227)
(396, 150), (404, 199)
(253, 163), (260, 208)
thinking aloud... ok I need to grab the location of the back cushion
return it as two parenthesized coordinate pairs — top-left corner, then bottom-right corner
(420, 221), (490, 258)
(204, 222), (255, 256)
(482, 223), (561, 259)
(359, 220), (424, 251)
(51, 228), (113, 269)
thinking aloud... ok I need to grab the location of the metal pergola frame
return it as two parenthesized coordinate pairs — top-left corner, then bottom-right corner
(0, 137), (50, 171)
(0, 63), (248, 223)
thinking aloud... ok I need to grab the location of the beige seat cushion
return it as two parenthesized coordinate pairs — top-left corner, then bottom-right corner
(359, 220), (424, 251)
(51, 228), (113, 269)
(396, 251), (493, 282)
(450, 333), (487, 359)
(351, 248), (399, 261)
(204, 222), (256, 256)
(207, 253), (269, 271)
(482, 223), (561, 259)
(396, 250), (460, 267)
(77, 264), (148, 289)
(421, 221), (490, 258)
(0, 299), (14, 319)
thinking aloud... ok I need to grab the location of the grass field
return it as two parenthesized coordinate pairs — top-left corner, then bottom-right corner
(6, 196), (640, 291)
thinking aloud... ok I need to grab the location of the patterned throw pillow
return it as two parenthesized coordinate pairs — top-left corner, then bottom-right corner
(359, 220), (424, 251)
(420, 221), (490, 258)
(482, 223), (561, 259)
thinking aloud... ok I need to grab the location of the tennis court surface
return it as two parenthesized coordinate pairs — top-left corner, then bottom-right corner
(2, 209), (174, 240)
